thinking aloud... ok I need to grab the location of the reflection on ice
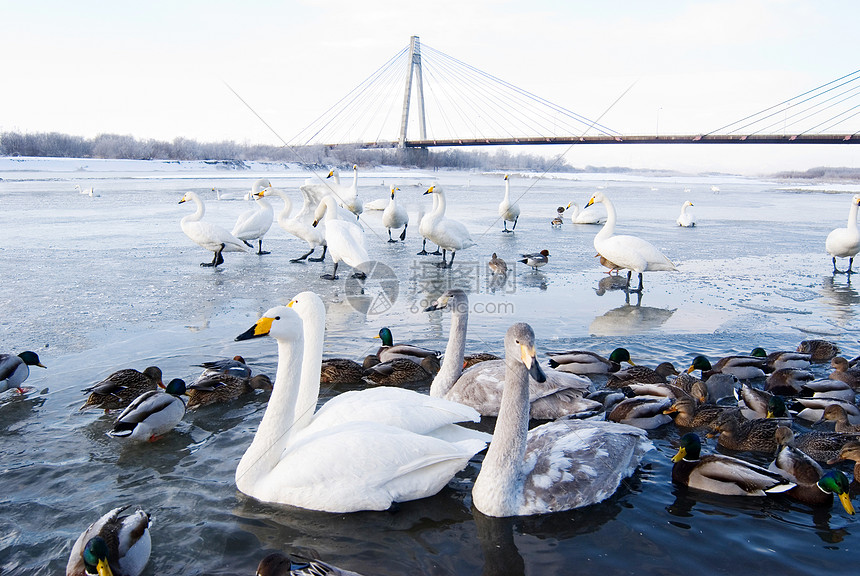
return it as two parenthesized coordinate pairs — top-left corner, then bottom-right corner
(590, 298), (676, 336)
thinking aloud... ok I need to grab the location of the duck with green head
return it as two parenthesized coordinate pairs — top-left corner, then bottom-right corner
(374, 327), (441, 365)
(750, 347), (811, 371)
(546, 347), (634, 375)
(0, 350), (46, 393)
(687, 354), (767, 381)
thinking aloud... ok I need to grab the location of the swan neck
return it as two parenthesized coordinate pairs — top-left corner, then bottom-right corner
(434, 191), (447, 217)
(848, 201), (859, 229)
(186, 195), (205, 222)
(503, 179), (511, 203)
(294, 307), (324, 431)
(597, 197), (616, 238)
(430, 304), (468, 397)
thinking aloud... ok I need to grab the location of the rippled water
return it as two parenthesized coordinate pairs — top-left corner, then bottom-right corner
(1, 159), (859, 575)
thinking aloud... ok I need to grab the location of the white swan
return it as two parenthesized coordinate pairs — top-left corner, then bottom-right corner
(586, 191), (676, 292)
(313, 195), (370, 280)
(426, 289), (601, 419)
(676, 201), (696, 227)
(566, 201), (605, 224)
(471, 323), (652, 517)
(825, 194), (860, 274)
(381, 185), (409, 242)
(423, 186), (475, 268)
(75, 184), (98, 197)
(233, 292), (489, 513)
(258, 187), (327, 263)
(232, 182), (274, 255)
(498, 174), (520, 233)
(417, 192), (442, 255)
(327, 165), (363, 218)
(179, 191), (248, 267)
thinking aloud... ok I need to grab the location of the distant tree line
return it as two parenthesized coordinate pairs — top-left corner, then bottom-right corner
(0, 131), (578, 172)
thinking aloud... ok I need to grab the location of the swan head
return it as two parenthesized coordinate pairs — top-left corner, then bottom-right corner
(312, 197), (334, 226)
(326, 169), (336, 179)
(390, 186), (399, 199)
(235, 305), (302, 343)
(853, 194), (860, 206)
(505, 323), (546, 383)
(178, 192), (198, 205)
(424, 289), (468, 313)
(424, 185), (442, 196)
(287, 291), (326, 330)
(586, 191), (607, 207)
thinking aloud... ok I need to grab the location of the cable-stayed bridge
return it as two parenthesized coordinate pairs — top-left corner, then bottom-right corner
(288, 36), (859, 149)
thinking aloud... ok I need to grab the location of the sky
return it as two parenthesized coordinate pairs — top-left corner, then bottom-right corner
(1, 0), (858, 175)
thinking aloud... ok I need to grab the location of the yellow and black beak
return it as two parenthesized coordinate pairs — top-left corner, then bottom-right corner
(671, 446), (686, 463)
(585, 197), (595, 208)
(521, 344), (546, 383)
(236, 316), (274, 341)
(178, 195), (187, 204)
(424, 186), (435, 195)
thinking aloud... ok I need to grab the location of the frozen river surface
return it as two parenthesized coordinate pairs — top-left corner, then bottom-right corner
(1, 157), (859, 575)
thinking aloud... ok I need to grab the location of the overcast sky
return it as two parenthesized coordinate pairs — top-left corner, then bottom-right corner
(2, 0), (858, 174)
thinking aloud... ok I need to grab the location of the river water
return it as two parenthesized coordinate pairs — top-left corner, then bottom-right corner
(1, 157), (858, 575)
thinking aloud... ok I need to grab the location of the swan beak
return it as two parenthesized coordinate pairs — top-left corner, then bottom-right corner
(671, 446), (686, 463)
(236, 316), (274, 341)
(178, 195), (187, 204)
(521, 344), (546, 383)
(326, 170), (334, 178)
(585, 197), (596, 208)
(424, 294), (448, 312)
(312, 219), (319, 227)
(839, 492), (855, 515)
(96, 558), (114, 576)
(424, 186), (435, 195)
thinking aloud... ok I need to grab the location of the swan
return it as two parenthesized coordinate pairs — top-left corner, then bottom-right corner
(425, 289), (601, 419)
(0, 350), (46, 394)
(825, 194), (860, 274)
(232, 181), (275, 255)
(472, 322), (651, 517)
(107, 379), (187, 442)
(498, 174), (520, 233)
(312, 195), (369, 280)
(258, 187), (327, 263)
(565, 201), (605, 224)
(676, 201), (696, 227)
(423, 186), (475, 268)
(75, 184), (98, 197)
(179, 191), (248, 267)
(586, 191), (676, 292)
(417, 192), (442, 255)
(381, 185), (409, 242)
(66, 506), (151, 576)
(327, 165), (363, 218)
(232, 292), (489, 513)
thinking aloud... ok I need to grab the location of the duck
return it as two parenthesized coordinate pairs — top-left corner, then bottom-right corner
(626, 381), (701, 403)
(551, 207), (565, 227)
(709, 410), (780, 453)
(107, 379), (187, 442)
(319, 358), (369, 384)
(232, 291), (490, 513)
(312, 195), (369, 280)
(231, 180), (274, 255)
(796, 339), (840, 363)
(0, 350), (46, 394)
(488, 253), (508, 275)
(670, 432), (794, 496)
(606, 362), (678, 388)
(775, 425), (860, 464)
(66, 505), (151, 576)
(828, 440), (860, 489)
(686, 354), (767, 380)
(373, 327), (440, 365)
(585, 191), (676, 292)
(750, 347), (811, 371)
(520, 250), (549, 271)
(471, 322), (651, 516)
(256, 552), (364, 576)
(425, 289), (600, 419)
(794, 397), (860, 425)
(736, 383), (774, 419)
(798, 378), (855, 402)
(186, 374), (272, 409)
(80, 366), (163, 412)
(597, 254), (623, 275)
(178, 191), (248, 267)
(464, 352), (501, 369)
(194, 355), (251, 379)
(764, 368), (815, 395)
(821, 404), (860, 433)
(257, 186), (327, 263)
(381, 186), (409, 242)
(327, 165), (363, 218)
(546, 347), (633, 375)
(566, 200), (605, 224)
(607, 395), (674, 429)
(664, 395), (730, 430)
(676, 201), (696, 227)
(829, 356), (860, 388)
(771, 434), (855, 515)
(825, 194), (860, 274)
(362, 356), (440, 386)
(422, 186), (475, 268)
(498, 174), (520, 233)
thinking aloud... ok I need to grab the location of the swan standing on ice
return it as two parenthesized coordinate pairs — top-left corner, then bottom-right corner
(423, 186), (475, 268)
(825, 194), (860, 274)
(327, 165), (363, 219)
(586, 191), (676, 292)
(232, 292), (489, 513)
(381, 185), (409, 242)
(676, 201), (696, 227)
(498, 174), (520, 233)
(313, 195), (369, 280)
(417, 192), (442, 255)
(179, 191), (248, 267)
(471, 323), (652, 517)
(257, 187), (327, 262)
(231, 179), (274, 255)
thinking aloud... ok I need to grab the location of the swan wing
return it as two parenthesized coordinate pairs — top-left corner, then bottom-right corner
(595, 234), (675, 272)
(427, 218), (474, 251)
(182, 220), (248, 252)
(325, 219), (369, 268)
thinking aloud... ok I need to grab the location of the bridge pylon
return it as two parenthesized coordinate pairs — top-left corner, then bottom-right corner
(398, 35), (427, 148)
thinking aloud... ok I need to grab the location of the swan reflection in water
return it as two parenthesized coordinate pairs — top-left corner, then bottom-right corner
(590, 279), (675, 336)
(821, 275), (860, 328)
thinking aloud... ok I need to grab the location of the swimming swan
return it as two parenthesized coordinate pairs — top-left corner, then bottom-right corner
(586, 191), (676, 292)
(566, 201), (605, 224)
(498, 174), (520, 233)
(676, 201), (696, 227)
(423, 186), (475, 268)
(179, 191), (248, 267)
(381, 185), (409, 242)
(258, 187), (327, 262)
(825, 194), (860, 274)
(313, 195), (369, 280)
(472, 323), (651, 516)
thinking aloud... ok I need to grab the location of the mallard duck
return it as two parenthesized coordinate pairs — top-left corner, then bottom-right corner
(667, 373), (708, 403)
(709, 410), (780, 452)
(750, 348), (811, 371)
(79, 367), (163, 412)
(796, 339), (840, 363)
(828, 440), (860, 489)
(186, 374), (272, 409)
(256, 552), (364, 576)
(319, 358), (368, 384)
(799, 378), (856, 402)
(664, 396), (730, 429)
(687, 354), (766, 381)
(765, 368), (814, 395)
(463, 352), (501, 369)
(108, 379), (187, 442)
(794, 397), (860, 425)
(194, 355), (251, 379)
(770, 435), (855, 515)
(606, 362), (678, 388)
(670, 432), (794, 496)
(736, 383), (773, 419)
(626, 382), (695, 402)
(700, 373), (740, 403)
(822, 404), (860, 433)
(546, 347), (633, 375)
(829, 356), (860, 388)
(775, 425), (860, 464)
(66, 505), (151, 576)
(362, 356), (440, 386)
(374, 327), (440, 365)
(607, 395), (674, 429)
(0, 350), (46, 393)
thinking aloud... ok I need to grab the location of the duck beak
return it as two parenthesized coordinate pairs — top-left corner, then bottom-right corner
(96, 557), (114, 576)
(236, 316), (274, 341)
(521, 344), (546, 383)
(671, 446), (686, 463)
(627, 360), (636, 366)
(839, 492), (855, 515)
(685, 365), (696, 374)
(663, 404), (679, 415)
